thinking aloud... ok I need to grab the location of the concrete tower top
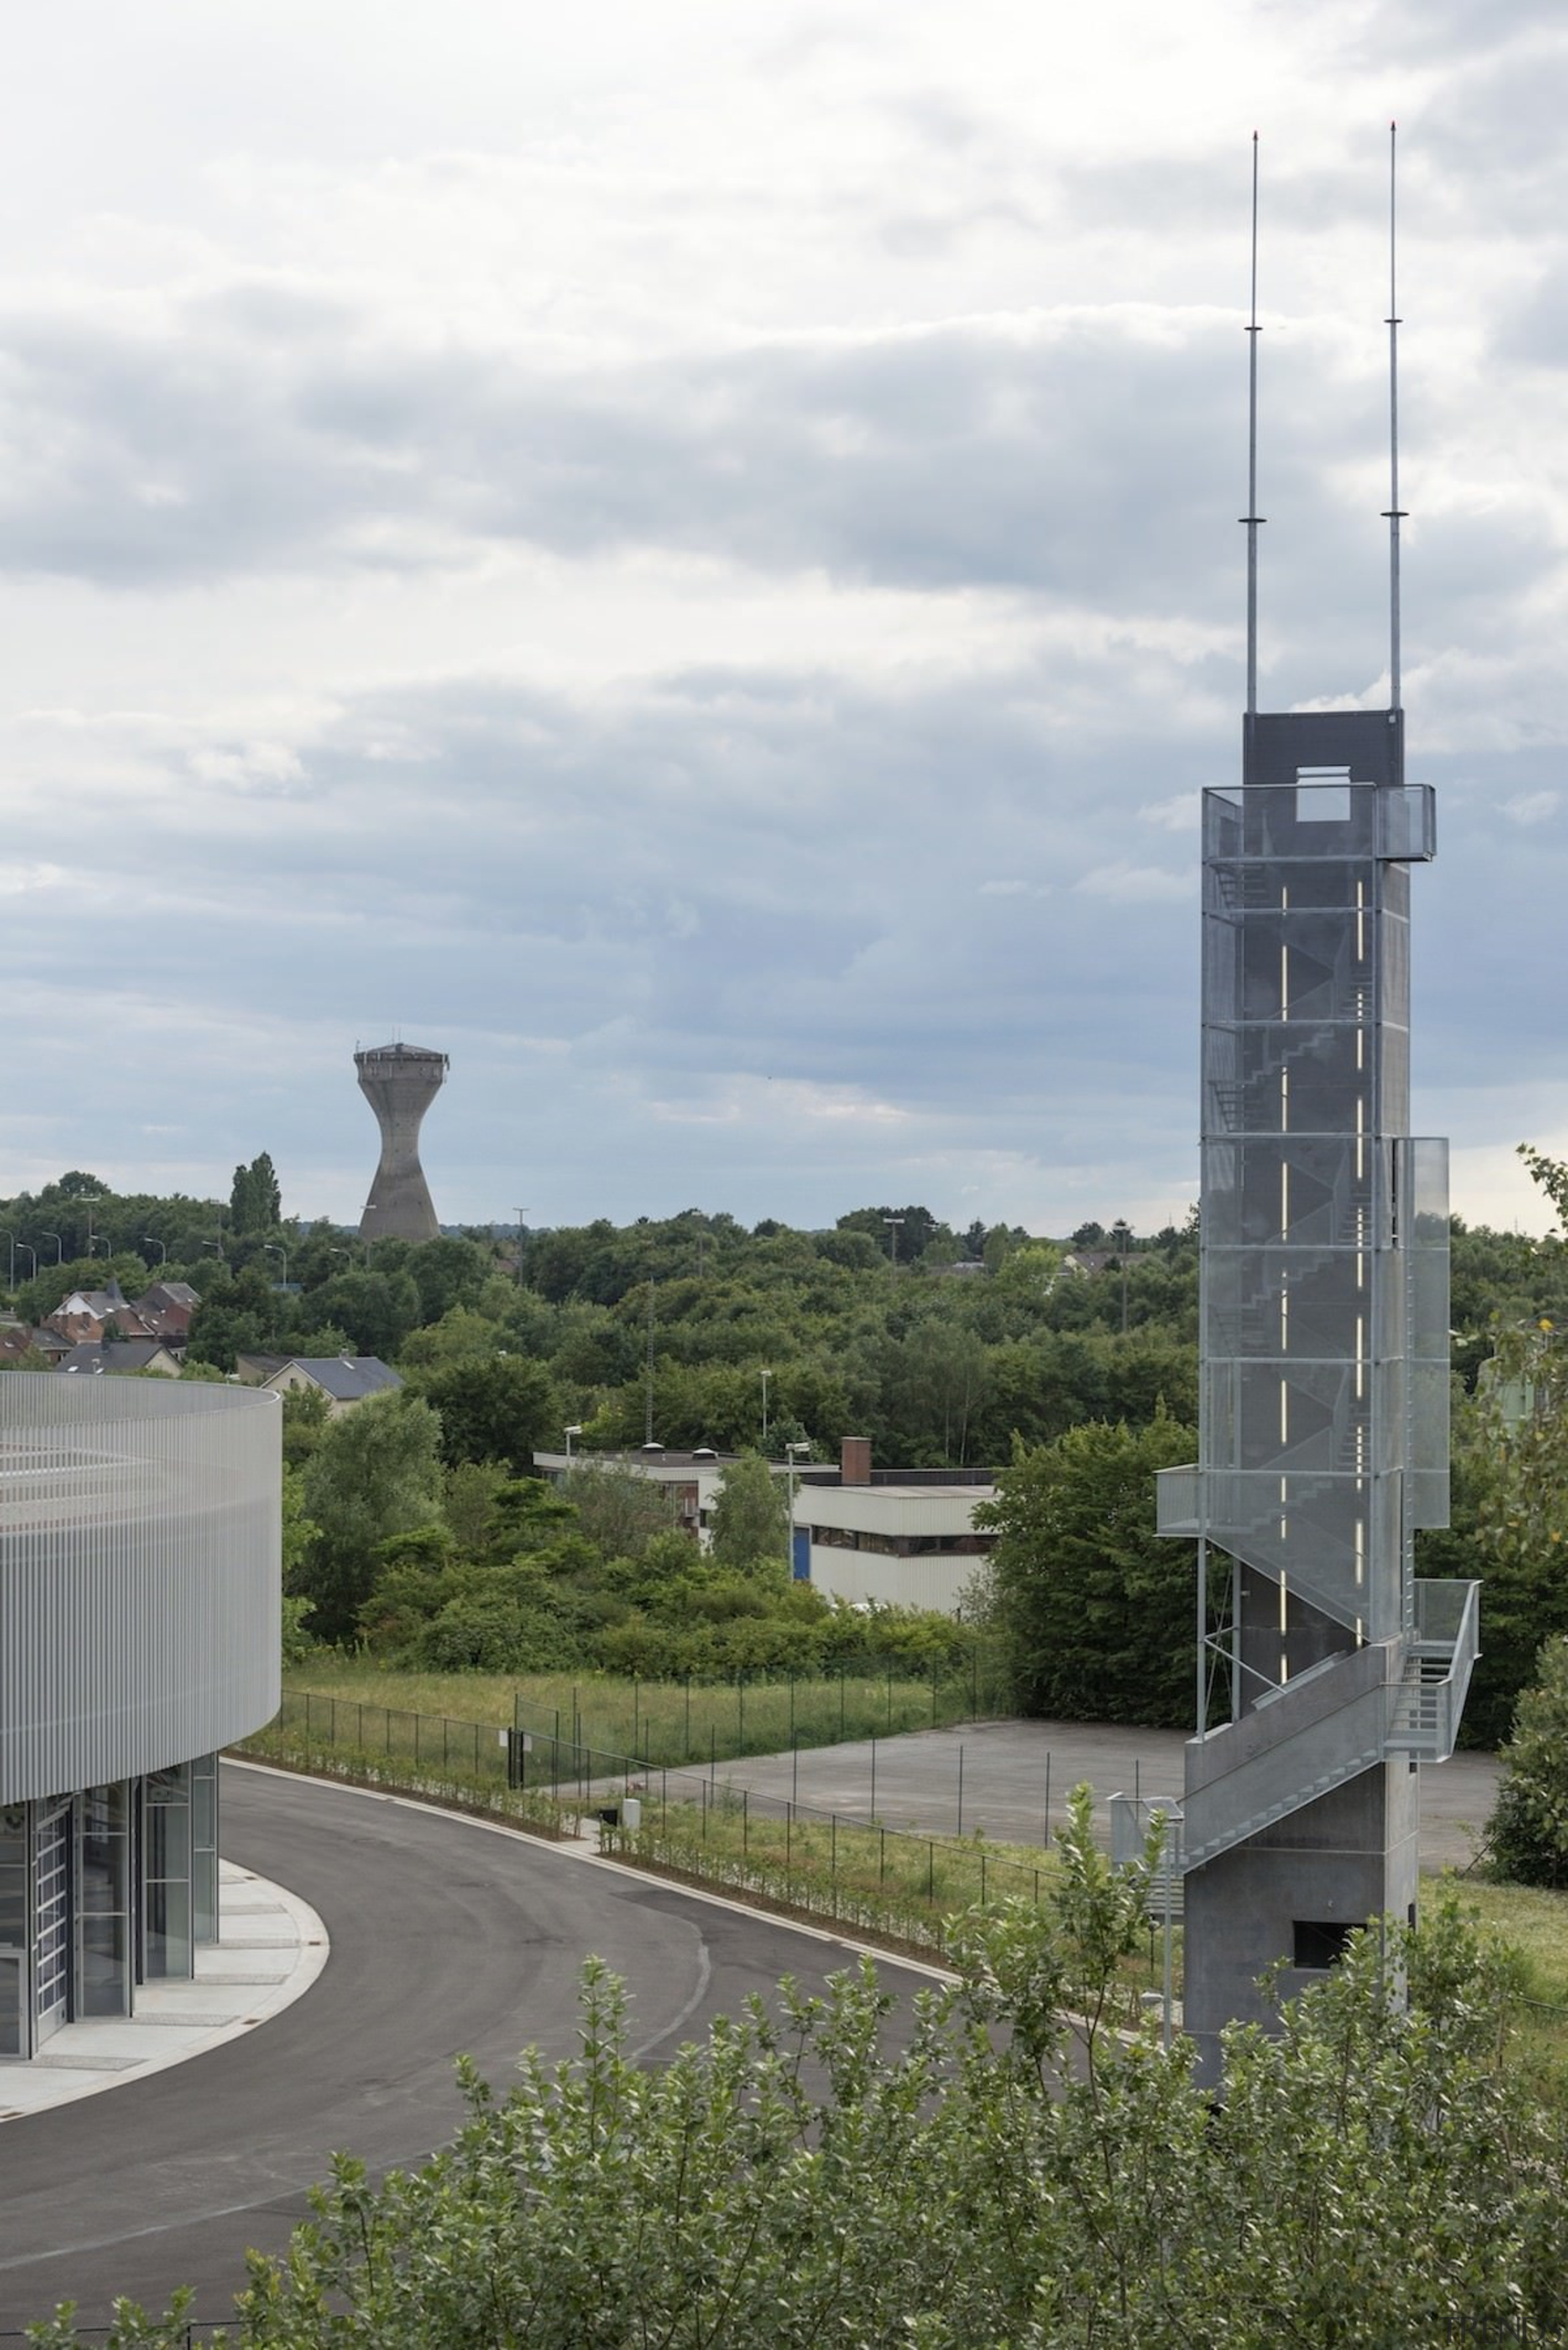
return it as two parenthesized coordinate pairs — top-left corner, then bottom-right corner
(355, 1042), (450, 1076)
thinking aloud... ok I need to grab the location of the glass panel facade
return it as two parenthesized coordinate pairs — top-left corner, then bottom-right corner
(143, 1764), (193, 1980)
(0, 1951), (22, 2059)
(191, 1753), (219, 1946)
(80, 1781), (131, 2016)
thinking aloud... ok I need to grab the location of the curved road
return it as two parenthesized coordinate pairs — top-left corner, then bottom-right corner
(0, 1765), (938, 2333)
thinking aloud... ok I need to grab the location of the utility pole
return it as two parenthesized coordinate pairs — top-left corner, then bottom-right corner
(644, 1282), (657, 1445)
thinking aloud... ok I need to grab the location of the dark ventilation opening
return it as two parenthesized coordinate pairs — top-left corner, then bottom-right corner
(1293, 1919), (1354, 1971)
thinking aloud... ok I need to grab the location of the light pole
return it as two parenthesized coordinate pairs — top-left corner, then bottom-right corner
(760, 1367), (771, 1448)
(884, 1215), (904, 1269)
(785, 1440), (810, 1576)
(43, 1233), (62, 1264)
(16, 1243), (36, 1282)
(565, 1422), (582, 1470)
(263, 1244), (288, 1290)
(141, 1236), (167, 1267)
(202, 1239), (224, 1264)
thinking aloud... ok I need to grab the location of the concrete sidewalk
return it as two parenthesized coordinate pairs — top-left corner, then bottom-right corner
(695, 1717), (1501, 1874)
(0, 1860), (328, 2121)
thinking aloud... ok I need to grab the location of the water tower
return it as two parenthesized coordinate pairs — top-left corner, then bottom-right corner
(355, 1041), (448, 1243)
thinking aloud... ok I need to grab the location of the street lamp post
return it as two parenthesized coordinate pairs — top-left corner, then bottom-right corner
(884, 1216), (904, 1269)
(202, 1239), (224, 1263)
(141, 1236), (168, 1266)
(263, 1244), (288, 1290)
(16, 1244), (36, 1282)
(43, 1233), (62, 1264)
(785, 1440), (810, 1577)
(565, 1422), (582, 1470)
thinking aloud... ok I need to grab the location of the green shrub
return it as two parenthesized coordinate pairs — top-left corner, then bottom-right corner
(1489, 1634), (1568, 1889)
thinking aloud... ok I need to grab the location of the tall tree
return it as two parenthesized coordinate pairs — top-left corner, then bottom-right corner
(707, 1450), (789, 1574)
(977, 1409), (1199, 1726)
(297, 1391), (445, 1642)
(229, 1153), (281, 1234)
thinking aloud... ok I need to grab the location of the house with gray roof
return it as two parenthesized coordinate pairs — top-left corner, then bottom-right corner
(260, 1356), (402, 1415)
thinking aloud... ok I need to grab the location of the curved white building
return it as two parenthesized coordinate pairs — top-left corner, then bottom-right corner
(0, 1374), (281, 2058)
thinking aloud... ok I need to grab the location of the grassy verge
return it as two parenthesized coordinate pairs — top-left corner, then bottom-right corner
(279, 1658), (992, 1767)
(1442, 1876), (1568, 2098)
(236, 1706), (1568, 2093)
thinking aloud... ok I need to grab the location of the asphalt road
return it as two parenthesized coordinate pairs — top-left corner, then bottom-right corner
(0, 1764), (940, 2335)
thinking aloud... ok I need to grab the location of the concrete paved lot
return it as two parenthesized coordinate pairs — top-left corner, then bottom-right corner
(703, 1717), (1501, 1873)
(0, 1762), (940, 2335)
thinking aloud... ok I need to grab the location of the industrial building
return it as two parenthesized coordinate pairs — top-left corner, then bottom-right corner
(0, 1373), (280, 2058)
(534, 1436), (994, 1613)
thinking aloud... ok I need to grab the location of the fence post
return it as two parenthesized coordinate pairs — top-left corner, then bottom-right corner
(633, 1677), (640, 1758)
(870, 1734), (876, 1820)
(789, 1674), (796, 1750)
(1044, 1753), (1051, 1845)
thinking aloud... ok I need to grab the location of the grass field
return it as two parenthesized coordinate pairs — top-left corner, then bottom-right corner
(281, 1657), (994, 1768)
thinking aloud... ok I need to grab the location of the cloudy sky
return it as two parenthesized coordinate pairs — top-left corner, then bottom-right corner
(2, 0), (1565, 1236)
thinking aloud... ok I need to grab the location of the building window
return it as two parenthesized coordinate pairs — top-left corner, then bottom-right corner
(1292, 1919), (1353, 1971)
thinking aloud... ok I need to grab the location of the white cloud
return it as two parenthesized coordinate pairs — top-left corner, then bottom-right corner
(1074, 863), (1191, 902)
(1504, 789), (1560, 825)
(0, 2), (1559, 1236)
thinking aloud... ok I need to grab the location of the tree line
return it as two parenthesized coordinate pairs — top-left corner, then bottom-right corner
(7, 1160), (1568, 1748)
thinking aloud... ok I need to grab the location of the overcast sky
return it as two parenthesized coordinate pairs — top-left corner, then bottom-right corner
(2, 1), (1564, 1237)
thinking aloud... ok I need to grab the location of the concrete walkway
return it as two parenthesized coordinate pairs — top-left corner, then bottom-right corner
(695, 1717), (1502, 1874)
(0, 1860), (328, 2122)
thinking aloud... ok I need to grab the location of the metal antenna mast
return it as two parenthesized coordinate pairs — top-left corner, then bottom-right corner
(1242, 132), (1264, 724)
(1384, 121), (1405, 709)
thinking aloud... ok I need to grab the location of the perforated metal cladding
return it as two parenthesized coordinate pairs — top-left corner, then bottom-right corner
(0, 1376), (281, 1802)
(1197, 775), (1447, 1645)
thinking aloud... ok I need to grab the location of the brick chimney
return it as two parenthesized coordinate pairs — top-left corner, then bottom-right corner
(840, 1435), (872, 1487)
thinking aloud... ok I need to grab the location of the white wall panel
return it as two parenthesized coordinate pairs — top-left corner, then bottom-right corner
(0, 1375), (281, 1802)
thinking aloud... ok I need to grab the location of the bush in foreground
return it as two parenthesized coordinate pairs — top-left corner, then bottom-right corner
(29, 1805), (1568, 2348)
